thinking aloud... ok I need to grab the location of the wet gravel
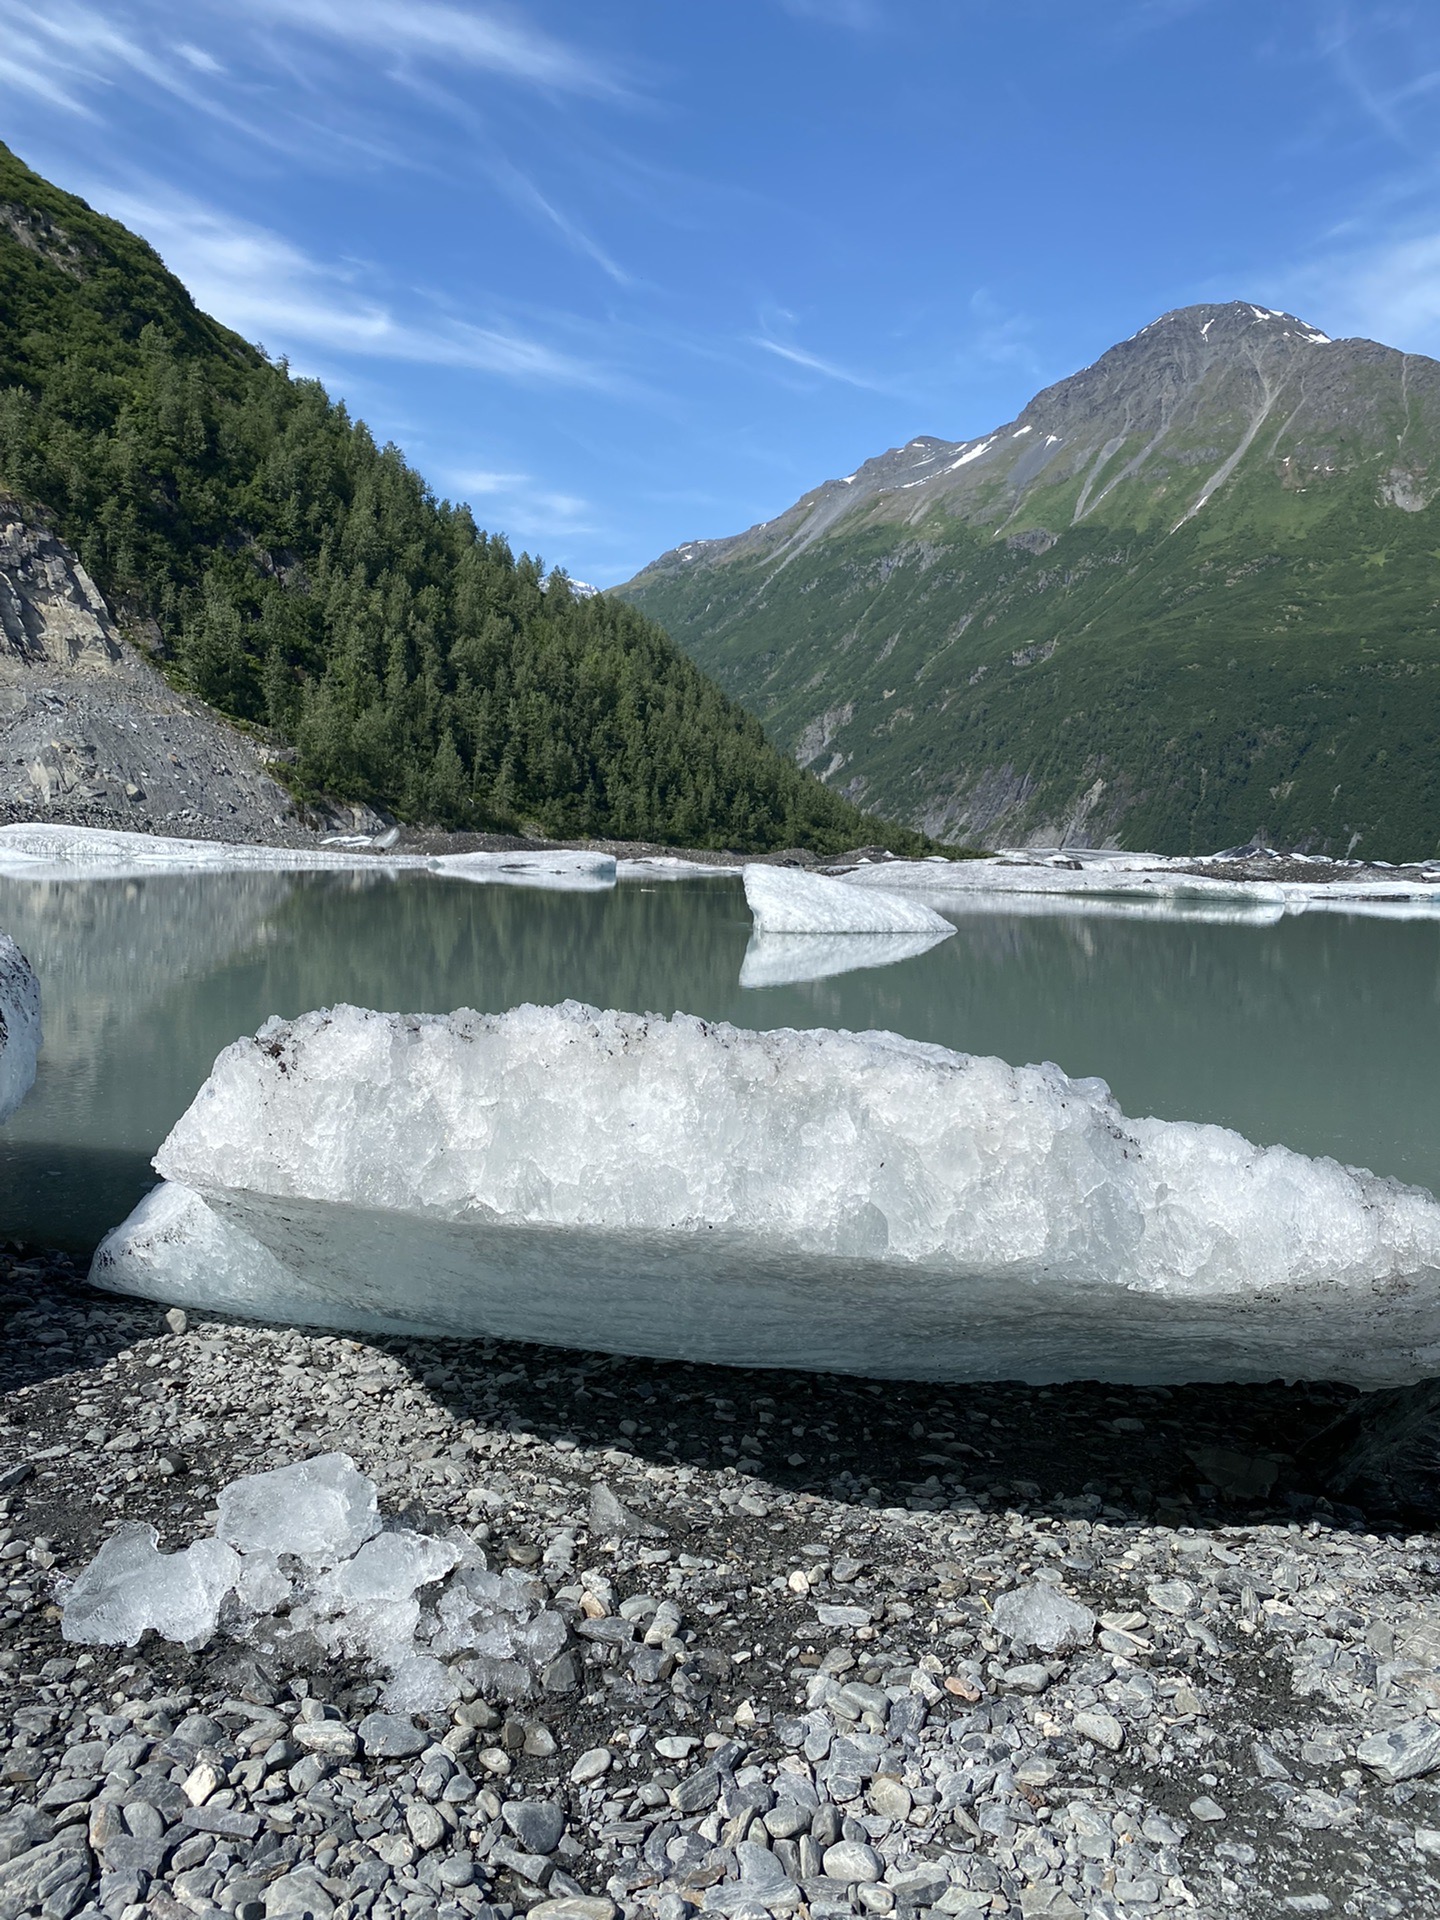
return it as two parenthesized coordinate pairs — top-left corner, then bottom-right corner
(2, 1251), (1438, 1920)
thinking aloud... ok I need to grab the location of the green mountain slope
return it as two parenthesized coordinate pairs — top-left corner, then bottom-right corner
(0, 142), (923, 855)
(622, 303), (1440, 858)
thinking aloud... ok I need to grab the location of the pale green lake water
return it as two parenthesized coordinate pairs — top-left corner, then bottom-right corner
(1, 869), (1437, 1252)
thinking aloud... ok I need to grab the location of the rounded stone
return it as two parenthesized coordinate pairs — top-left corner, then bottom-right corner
(822, 1841), (883, 1883)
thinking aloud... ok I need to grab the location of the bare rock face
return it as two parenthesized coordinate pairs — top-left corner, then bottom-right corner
(0, 510), (123, 672)
(0, 496), (296, 839)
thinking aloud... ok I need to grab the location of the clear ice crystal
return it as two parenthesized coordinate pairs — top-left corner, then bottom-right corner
(61, 1523), (241, 1647)
(59, 1453), (574, 1704)
(217, 1453), (380, 1564)
(990, 1581), (1096, 1653)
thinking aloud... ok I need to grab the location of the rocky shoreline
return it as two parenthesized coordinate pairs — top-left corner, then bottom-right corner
(2, 1251), (1439, 1920)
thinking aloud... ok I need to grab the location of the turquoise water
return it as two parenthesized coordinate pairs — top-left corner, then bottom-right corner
(2, 868), (1438, 1251)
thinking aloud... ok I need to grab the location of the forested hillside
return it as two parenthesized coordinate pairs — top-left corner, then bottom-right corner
(0, 143), (921, 853)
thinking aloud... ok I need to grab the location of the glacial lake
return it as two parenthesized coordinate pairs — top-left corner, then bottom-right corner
(2, 866), (1438, 1253)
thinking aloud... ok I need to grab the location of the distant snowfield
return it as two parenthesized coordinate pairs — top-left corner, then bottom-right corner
(91, 1000), (1440, 1387)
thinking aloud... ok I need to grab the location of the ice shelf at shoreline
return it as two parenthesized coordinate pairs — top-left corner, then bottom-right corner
(743, 863), (955, 935)
(834, 850), (1440, 917)
(92, 1000), (1440, 1387)
(0, 823), (615, 891)
(0, 931), (41, 1123)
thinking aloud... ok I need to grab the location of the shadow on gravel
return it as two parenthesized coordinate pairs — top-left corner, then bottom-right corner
(4, 1245), (1430, 1537)
(396, 1333), (1396, 1538)
(0, 1246), (171, 1395)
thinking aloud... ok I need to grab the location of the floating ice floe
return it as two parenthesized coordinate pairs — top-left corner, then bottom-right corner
(616, 855), (736, 881)
(0, 932), (41, 1123)
(0, 824), (615, 892)
(834, 851), (1440, 919)
(93, 1001), (1440, 1386)
(743, 864), (955, 936)
(60, 1453), (571, 1713)
(739, 929), (952, 988)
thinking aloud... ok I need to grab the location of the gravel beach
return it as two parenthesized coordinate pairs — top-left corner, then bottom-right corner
(2, 1252), (1439, 1920)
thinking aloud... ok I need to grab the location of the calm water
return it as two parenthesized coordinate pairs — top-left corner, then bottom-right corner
(2, 868), (1438, 1251)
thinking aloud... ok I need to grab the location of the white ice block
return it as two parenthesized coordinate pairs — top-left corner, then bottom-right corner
(0, 824), (614, 891)
(90, 1001), (1440, 1386)
(743, 864), (954, 935)
(217, 1452), (380, 1565)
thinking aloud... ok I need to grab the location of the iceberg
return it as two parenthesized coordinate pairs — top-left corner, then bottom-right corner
(743, 864), (955, 935)
(0, 823), (615, 892)
(739, 928), (952, 988)
(92, 1001), (1440, 1386)
(0, 932), (40, 1123)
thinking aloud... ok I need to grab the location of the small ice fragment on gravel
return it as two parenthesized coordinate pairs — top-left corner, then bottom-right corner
(61, 1523), (240, 1647)
(991, 1582), (1096, 1652)
(217, 1453), (379, 1564)
(589, 1481), (663, 1538)
(316, 1529), (462, 1667)
(381, 1654), (462, 1715)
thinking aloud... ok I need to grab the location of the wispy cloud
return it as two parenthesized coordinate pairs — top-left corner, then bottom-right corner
(750, 334), (889, 390)
(237, 0), (627, 98)
(0, 0), (188, 117)
(1279, 226), (1440, 352)
(963, 289), (1043, 375)
(101, 186), (624, 388)
(445, 466), (603, 543)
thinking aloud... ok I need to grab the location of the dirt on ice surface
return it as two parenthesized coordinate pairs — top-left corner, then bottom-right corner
(0, 1252), (1437, 1920)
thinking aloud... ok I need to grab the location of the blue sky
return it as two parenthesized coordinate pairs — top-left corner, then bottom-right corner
(3, 2), (1440, 584)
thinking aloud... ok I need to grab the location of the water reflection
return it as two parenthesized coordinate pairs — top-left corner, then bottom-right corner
(739, 928), (952, 988)
(2, 869), (1439, 1250)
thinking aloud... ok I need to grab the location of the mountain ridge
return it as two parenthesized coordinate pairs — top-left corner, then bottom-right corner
(622, 302), (1440, 855)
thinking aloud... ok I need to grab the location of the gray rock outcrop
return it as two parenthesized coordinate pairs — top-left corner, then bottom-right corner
(0, 496), (296, 839)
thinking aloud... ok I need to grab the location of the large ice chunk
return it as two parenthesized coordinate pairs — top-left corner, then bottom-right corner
(311, 1529), (463, 1677)
(743, 864), (954, 935)
(90, 1002), (1440, 1385)
(217, 1454), (380, 1564)
(0, 932), (40, 1123)
(61, 1523), (240, 1647)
